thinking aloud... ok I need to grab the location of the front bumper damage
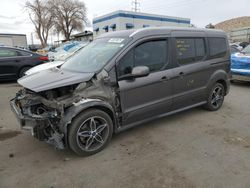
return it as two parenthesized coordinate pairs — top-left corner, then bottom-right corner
(10, 70), (118, 151)
(10, 90), (65, 149)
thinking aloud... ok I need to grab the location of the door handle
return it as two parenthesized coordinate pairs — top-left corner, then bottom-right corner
(160, 76), (168, 81)
(179, 71), (185, 76)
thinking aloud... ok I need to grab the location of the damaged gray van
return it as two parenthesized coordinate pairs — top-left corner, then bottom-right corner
(10, 27), (230, 155)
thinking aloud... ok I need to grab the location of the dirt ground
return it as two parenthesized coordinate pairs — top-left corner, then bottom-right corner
(0, 81), (250, 188)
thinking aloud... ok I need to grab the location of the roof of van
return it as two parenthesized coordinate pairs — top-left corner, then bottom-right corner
(98, 27), (226, 39)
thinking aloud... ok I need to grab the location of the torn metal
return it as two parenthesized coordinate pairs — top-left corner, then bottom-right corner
(10, 70), (119, 149)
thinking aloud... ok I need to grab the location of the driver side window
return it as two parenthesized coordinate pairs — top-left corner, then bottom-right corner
(117, 39), (167, 77)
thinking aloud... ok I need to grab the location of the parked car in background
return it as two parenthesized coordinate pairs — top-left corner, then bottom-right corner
(231, 45), (250, 81)
(10, 27), (231, 156)
(230, 43), (243, 51)
(230, 45), (241, 54)
(36, 46), (55, 55)
(0, 46), (48, 80)
(51, 42), (88, 61)
(239, 42), (249, 49)
(25, 42), (88, 76)
(28, 44), (42, 52)
(48, 41), (86, 61)
(25, 60), (64, 76)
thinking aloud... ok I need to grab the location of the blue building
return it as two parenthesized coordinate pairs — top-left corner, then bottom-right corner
(93, 10), (191, 37)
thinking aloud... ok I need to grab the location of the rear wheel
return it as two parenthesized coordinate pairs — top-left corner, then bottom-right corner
(68, 109), (113, 156)
(19, 66), (31, 78)
(204, 83), (225, 111)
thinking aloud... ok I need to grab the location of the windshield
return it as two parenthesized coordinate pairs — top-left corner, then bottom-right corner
(61, 37), (129, 73)
(242, 45), (250, 54)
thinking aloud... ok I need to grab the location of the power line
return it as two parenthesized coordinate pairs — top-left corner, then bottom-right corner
(132, 0), (140, 12)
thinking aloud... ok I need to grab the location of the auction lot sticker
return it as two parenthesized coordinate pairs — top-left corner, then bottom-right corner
(108, 38), (124, 43)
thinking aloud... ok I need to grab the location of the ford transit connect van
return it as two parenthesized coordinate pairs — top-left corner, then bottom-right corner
(10, 27), (230, 155)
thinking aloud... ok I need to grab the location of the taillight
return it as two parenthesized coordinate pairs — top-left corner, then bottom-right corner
(39, 56), (49, 61)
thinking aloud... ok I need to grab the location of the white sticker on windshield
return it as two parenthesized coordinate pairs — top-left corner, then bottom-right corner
(108, 38), (124, 43)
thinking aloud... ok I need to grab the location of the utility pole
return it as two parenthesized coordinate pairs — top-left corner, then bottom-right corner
(50, 33), (53, 46)
(132, 0), (140, 12)
(31, 32), (34, 45)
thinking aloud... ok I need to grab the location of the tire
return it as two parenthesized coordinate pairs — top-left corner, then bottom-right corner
(203, 83), (225, 111)
(19, 67), (31, 78)
(68, 109), (113, 156)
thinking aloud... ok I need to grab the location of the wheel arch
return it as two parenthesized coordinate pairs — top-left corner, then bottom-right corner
(206, 69), (230, 96)
(60, 99), (117, 147)
(216, 79), (228, 95)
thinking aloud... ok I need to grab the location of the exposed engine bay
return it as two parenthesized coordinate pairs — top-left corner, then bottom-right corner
(10, 70), (119, 150)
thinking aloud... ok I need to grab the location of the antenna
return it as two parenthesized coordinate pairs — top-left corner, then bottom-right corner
(132, 0), (140, 12)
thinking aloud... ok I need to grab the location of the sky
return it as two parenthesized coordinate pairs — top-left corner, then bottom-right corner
(0, 0), (249, 44)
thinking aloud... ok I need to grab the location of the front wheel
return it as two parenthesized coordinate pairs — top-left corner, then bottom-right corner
(68, 109), (113, 156)
(204, 83), (225, 111)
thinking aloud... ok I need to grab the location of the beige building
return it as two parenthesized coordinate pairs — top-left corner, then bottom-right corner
(230, 27), (250, 43)
(0, 33), (27, 48)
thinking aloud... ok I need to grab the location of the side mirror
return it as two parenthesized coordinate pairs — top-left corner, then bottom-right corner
(119, 66), (150, 80)
(131, 66), (150, 78)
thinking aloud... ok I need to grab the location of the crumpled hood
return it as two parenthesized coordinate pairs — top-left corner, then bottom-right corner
(18, 68), (94, 92)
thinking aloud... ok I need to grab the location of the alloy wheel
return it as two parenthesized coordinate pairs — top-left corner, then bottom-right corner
(211, 85), (224, 109)
(76, 116), (109, 152)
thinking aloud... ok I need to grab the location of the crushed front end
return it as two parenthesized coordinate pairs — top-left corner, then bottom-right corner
(10, 69), (119, 150)
(10, 88), (67, 149)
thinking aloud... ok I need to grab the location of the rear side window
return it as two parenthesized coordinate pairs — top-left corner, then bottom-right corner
(195, 39), (206, 60)
(0, 49), (18, 57)
(208, 38), (227, 58)
(117, 40), (167, 77)
(176, 38), (206, 65)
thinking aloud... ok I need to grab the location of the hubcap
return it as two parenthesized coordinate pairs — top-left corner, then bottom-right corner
(76, 116), (108, 151)
(211, 86), (224, 108)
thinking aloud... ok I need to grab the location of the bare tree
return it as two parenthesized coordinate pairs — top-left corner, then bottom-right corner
(48, 0), (88, 41)
(25, 0), (53, 47)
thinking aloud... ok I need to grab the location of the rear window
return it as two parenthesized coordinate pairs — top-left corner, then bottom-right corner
(208, 38), (227, 58)
(19, 50), (32, 56)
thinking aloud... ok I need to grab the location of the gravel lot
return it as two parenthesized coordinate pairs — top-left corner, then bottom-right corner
(0, 81), (250, 188)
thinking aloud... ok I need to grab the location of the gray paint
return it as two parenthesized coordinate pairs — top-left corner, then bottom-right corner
(11, 27), (231, 151)
(18, 68), (94, 92)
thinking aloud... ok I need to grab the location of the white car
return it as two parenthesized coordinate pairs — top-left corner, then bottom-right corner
(53, 42), (88, 61)
(25, 61), (64, 76)
(25, 42), (88, 76)
(230, 43), (243, 51)
(48, 42), (87, 61)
